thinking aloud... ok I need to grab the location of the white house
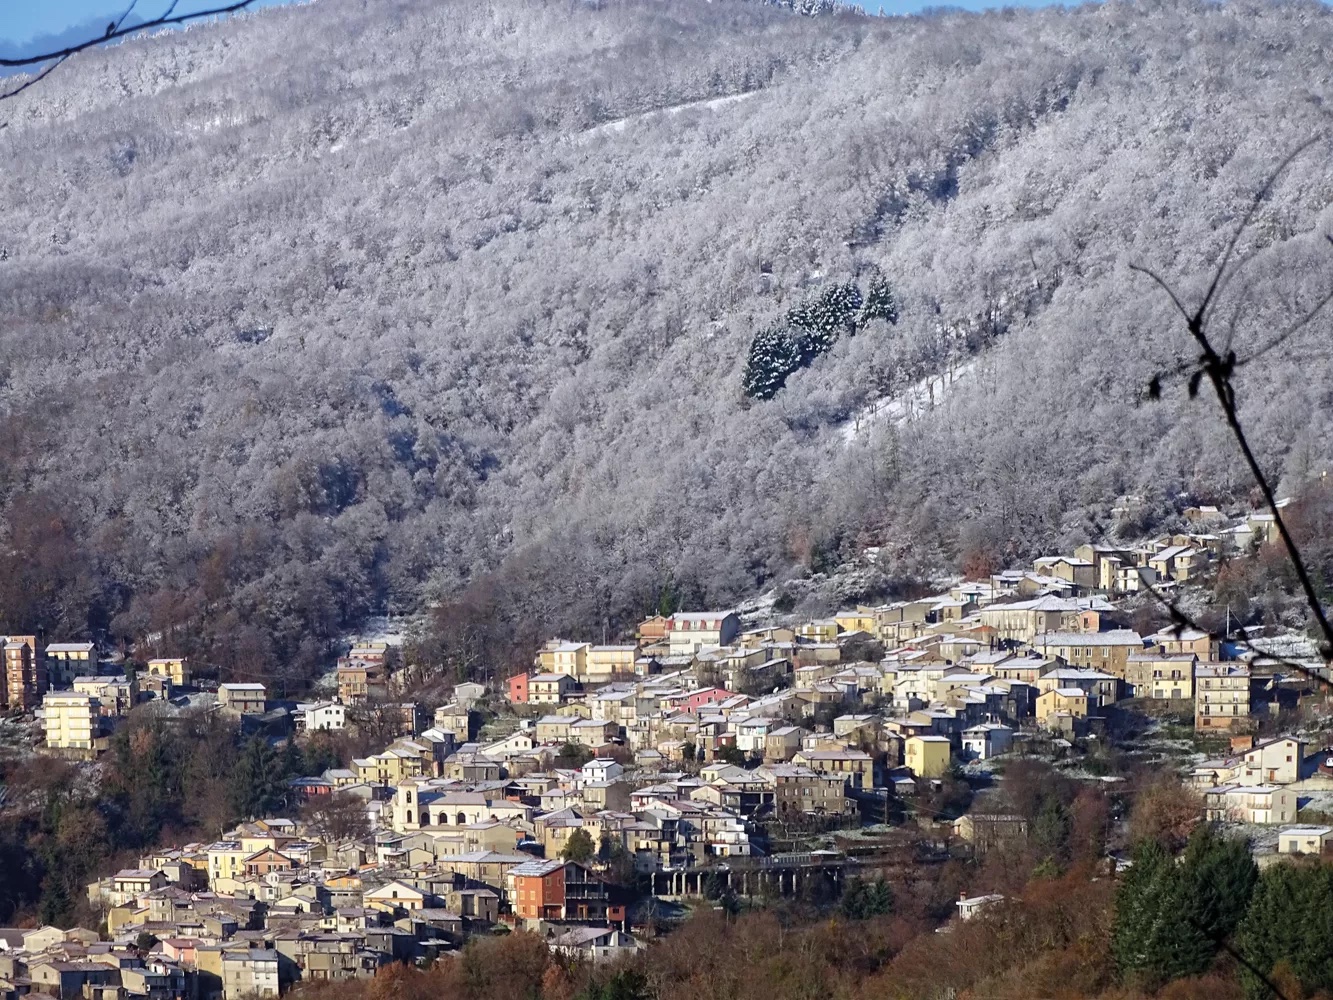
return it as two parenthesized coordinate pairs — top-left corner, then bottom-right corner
(454, 682), (486, 709)
(1278, 826), (1333, 855)
(1204, 785), (1298, 825)
(297, 701), (346, 731)
(668, 612), (740, 655)
(961, 723), (1014, 761)
(956, 893), (1004, 921)
(581, 758), (624, 784)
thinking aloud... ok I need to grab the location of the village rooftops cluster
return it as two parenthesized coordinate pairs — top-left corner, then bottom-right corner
(8, 497), (1329, 996)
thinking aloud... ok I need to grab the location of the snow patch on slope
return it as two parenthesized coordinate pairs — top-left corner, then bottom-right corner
(839, 360), (975, 444)
(576, 91), (758, 141)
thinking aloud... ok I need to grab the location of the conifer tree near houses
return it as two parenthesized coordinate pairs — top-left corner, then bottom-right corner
(1237, 861), (1333, 999)
(1112, 838), (1178, 984)
(1113, 828), (1257, 989)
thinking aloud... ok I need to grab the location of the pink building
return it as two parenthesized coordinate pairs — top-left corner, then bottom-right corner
(681, 687), (735, 711)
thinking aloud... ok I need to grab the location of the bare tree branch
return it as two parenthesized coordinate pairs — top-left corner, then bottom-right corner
(1198, 136), (1325, 326)
(1133, 140), (1333, 664)
(0, 56), (75, 102)
(1237, 266), (1333, 367)
(0, 0), (257, 102)
(1090, 520), (1328, 687)
(1128, 262), (1192, 323)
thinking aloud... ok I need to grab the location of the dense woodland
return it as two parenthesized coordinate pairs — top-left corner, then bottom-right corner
(5, 0), (1333, 681)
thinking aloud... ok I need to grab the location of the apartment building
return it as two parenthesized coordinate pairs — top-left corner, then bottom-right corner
(42, 691), (105, 753)
(218, 683), (267, 717)
(1195, 663), (1251, 731)
(667, 612), (740, 655)
(45, 642), (97, 687)
(146, 657), (192, 687)
(3, 635), (46, 711)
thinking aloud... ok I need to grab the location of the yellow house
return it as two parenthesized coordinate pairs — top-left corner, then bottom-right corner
(529, 672), (578, 704)
(539, 641), (589, 678)
(463, 822), (520, 853)
(237, 831), (286, 856)
(1036, 688), (1089, 725)
(1029, 630), (1145, 680)
(792, 749), (875, 788)
(324, 873), (363, 894)
(1149, 657), (1196, 701)
(796, 620), (840, 643)
(834, 611), (878, 634)
(146, 657), (191, 687)
(365, 879), (427, 913)
(44, 642), (97, 686)
(586, 645), (638, 680)
(1195, 663), (1251, 731)
(904, 735), (952, 778)
(207, 842), (249, 885)
(353, 749), (424, 786)
(106, 904), (146, 936)
(1278, 825), (1333, 855)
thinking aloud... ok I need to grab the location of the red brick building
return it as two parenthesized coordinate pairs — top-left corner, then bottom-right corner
(510, 860), (624, 924)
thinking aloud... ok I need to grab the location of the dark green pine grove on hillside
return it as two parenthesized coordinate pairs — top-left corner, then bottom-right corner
(743, 276), (905, 400)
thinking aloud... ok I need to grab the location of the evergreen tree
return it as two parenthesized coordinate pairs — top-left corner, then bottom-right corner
(38, 871), (71, 926)
(1178, 825), (1258, 948)
(786, 283), (860, 356)
(1031, 795), (1072, 863)
(279, 738), (306, 782)
(741, 325), (798, 400)
(1112, 838), (1179, 983)
(300, 733), (341, 775)
(1237, 862), (1333, 999)
(229, 736), (284, 820)
(860, 268), (900, 325)
(581, 970), (650, 1000)
(840, 876), (893, 920)
(813, 281), (863, 335)
(562, 828), (595, 863)
(1114, 829), (1258, 988)
(656, 575), (678, 617)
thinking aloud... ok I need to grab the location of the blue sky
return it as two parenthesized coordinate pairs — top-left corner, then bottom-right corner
(0, 0), (292, 48)
(0, 0), (1027, 48)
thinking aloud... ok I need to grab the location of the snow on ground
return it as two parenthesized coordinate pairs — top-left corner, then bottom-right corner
(1246, 632), (1322, 661)
(736, 590), (779, 621)
(345, 616), (408, 647)
(1296, 790), (1333, 814)
(575, 90), (758, 142)
(840, 359), (976, 445)
(1224, 822), (1282, 854)
(0, 715), (38, 764)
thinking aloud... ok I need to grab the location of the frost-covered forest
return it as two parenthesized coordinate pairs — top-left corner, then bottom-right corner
(3, 0), (1333, 680)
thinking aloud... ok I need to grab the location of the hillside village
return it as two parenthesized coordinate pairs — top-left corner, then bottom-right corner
(2, 501), (1333, 1000)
